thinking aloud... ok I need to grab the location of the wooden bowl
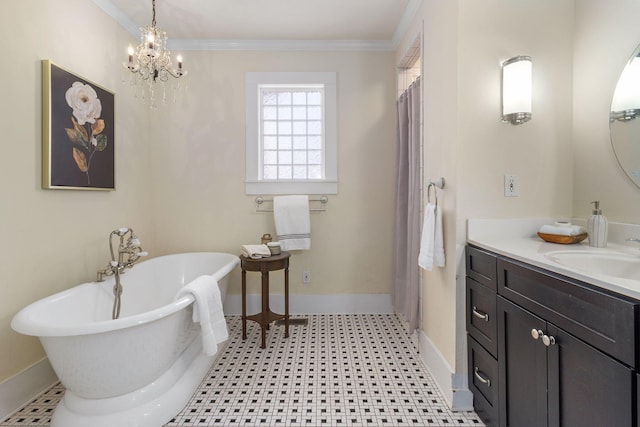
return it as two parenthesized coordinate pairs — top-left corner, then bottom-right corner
(537, 232), (588, 245)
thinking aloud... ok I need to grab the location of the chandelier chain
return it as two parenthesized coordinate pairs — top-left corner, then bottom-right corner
(151, 0), (156, 27)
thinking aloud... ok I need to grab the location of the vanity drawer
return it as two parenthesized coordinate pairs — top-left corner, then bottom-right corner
(468, 336), (499, 427)
(466, 277), (497, 357)
(466, 246), (497, 290)
(497, 257), (637, 367)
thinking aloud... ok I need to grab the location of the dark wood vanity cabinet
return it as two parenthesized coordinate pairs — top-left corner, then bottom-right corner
(466, 246), (499, 426)
(466, 245), (638, 427)
(498, 296), (633, 427)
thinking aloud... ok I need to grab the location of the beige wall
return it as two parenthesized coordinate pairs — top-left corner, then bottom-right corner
(457, 0), (575, 220)
(396, 0), (461, 369)
(148, 50), (398, 297)
(0, 3), (398, 383)
(0, 0), (151, 381)
(4, 0), (640, 391)
(397, 0), (575, 369)
(398, 0), (640, 381)
(455, 0), (575, 374)
(573, 0), (640, 222)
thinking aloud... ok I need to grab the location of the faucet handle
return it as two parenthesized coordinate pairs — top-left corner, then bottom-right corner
(626, 237), (640, 243)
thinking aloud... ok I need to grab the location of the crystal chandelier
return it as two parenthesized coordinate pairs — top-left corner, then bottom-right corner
(123, 0), (186, 107)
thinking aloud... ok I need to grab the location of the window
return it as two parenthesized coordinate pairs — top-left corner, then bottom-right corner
(245, 72), (337, 195)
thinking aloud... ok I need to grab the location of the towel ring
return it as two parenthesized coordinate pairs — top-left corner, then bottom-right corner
(427, 183), (438, 206)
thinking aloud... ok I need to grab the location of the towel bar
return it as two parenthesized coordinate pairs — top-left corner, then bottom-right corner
(255, 196), (328, 213)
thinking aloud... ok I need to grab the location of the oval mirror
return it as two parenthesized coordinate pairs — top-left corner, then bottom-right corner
(610, 44), (640, 189)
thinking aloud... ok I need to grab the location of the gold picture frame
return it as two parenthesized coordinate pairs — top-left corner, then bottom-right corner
(42, 60), (115, 190)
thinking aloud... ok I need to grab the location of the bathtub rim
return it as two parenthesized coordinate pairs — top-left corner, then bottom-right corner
(11, 252), (239, 338)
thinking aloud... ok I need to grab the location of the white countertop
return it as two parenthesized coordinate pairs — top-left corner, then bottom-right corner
(467, 218), (640, 300)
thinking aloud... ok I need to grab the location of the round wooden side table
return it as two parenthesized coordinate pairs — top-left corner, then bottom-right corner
(240, 251), (290, 349)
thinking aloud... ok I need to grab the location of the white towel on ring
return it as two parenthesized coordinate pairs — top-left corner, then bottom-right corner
(274, 195), (311, 251)
(175, 275), (228, 356)
(418, 203), (445, 271)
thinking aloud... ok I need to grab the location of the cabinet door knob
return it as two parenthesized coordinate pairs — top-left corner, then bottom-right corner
(531, 328), (543, 340)
(474, 366), (491, 387)
(472, 306), (489, 322)
(542, 334), (556, 347)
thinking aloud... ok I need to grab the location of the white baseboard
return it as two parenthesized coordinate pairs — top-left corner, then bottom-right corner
(418, 330), (473, 412)
(0, 358), (58, 420)
(223, 293), (393, 315)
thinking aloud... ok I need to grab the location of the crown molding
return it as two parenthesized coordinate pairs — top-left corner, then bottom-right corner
(167, 39), (394, 52)
(92, 0), (420, 52)
(392, 0), (423, 48)
(92, 0), (140, 36)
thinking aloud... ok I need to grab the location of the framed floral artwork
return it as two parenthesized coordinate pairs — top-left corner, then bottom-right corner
(42, 60), (115, 190)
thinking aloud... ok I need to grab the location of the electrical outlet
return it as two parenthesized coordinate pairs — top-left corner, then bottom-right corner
(302, 270), (311, 284)
(504, 174), (519, 197)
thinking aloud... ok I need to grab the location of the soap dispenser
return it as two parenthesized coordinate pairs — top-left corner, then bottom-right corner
(587, 201), (608, 248)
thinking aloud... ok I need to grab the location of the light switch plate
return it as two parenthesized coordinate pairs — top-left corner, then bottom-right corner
(504, 174), (519, 197)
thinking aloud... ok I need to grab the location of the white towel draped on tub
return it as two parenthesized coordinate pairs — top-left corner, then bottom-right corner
(274, 195), (311, 251)
(175, 275), (228, 356)
(418, 203), (445, 271)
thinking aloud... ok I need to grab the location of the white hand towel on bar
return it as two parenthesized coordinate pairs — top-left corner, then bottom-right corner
(274, 195), (311, 251)
(241, 244), (271, 259)
(175, 275), (228, 356)
(418, 203), (446, 271)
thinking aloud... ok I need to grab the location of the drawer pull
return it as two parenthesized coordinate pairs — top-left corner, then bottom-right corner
(531, 329), (544, 340)
(531, 329), (556, 346)
(474, 366), (491, 387)
(472, 306), (489, 322)
(542, 334), (556, 347)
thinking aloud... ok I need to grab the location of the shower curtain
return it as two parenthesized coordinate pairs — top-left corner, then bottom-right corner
(392, 77), (421, 332)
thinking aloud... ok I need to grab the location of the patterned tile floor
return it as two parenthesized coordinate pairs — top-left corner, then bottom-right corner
(1, 314), (485, 427)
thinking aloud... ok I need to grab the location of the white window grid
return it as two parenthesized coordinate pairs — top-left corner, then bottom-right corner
(259, 85), (326, 181)
(245, 71), (337, 195)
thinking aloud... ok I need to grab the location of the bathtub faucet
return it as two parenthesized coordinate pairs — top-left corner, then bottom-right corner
(96, 227), (148, 319)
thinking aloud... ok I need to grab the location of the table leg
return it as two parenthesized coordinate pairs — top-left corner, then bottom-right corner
(261, 267), (269, 349)
(241, 268), (247, 340)
(284, 265), (289, 338)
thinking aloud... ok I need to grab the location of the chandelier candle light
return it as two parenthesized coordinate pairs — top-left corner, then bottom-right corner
(123, 0), (187, 107)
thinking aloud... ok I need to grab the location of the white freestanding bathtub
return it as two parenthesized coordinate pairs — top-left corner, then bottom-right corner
(11, 252), (239, 427)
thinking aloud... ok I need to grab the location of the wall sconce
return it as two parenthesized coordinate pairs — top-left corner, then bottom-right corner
(501, 56), (532, 125)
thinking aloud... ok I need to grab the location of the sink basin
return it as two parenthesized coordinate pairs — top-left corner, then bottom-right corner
(544, 250), (640, 281)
